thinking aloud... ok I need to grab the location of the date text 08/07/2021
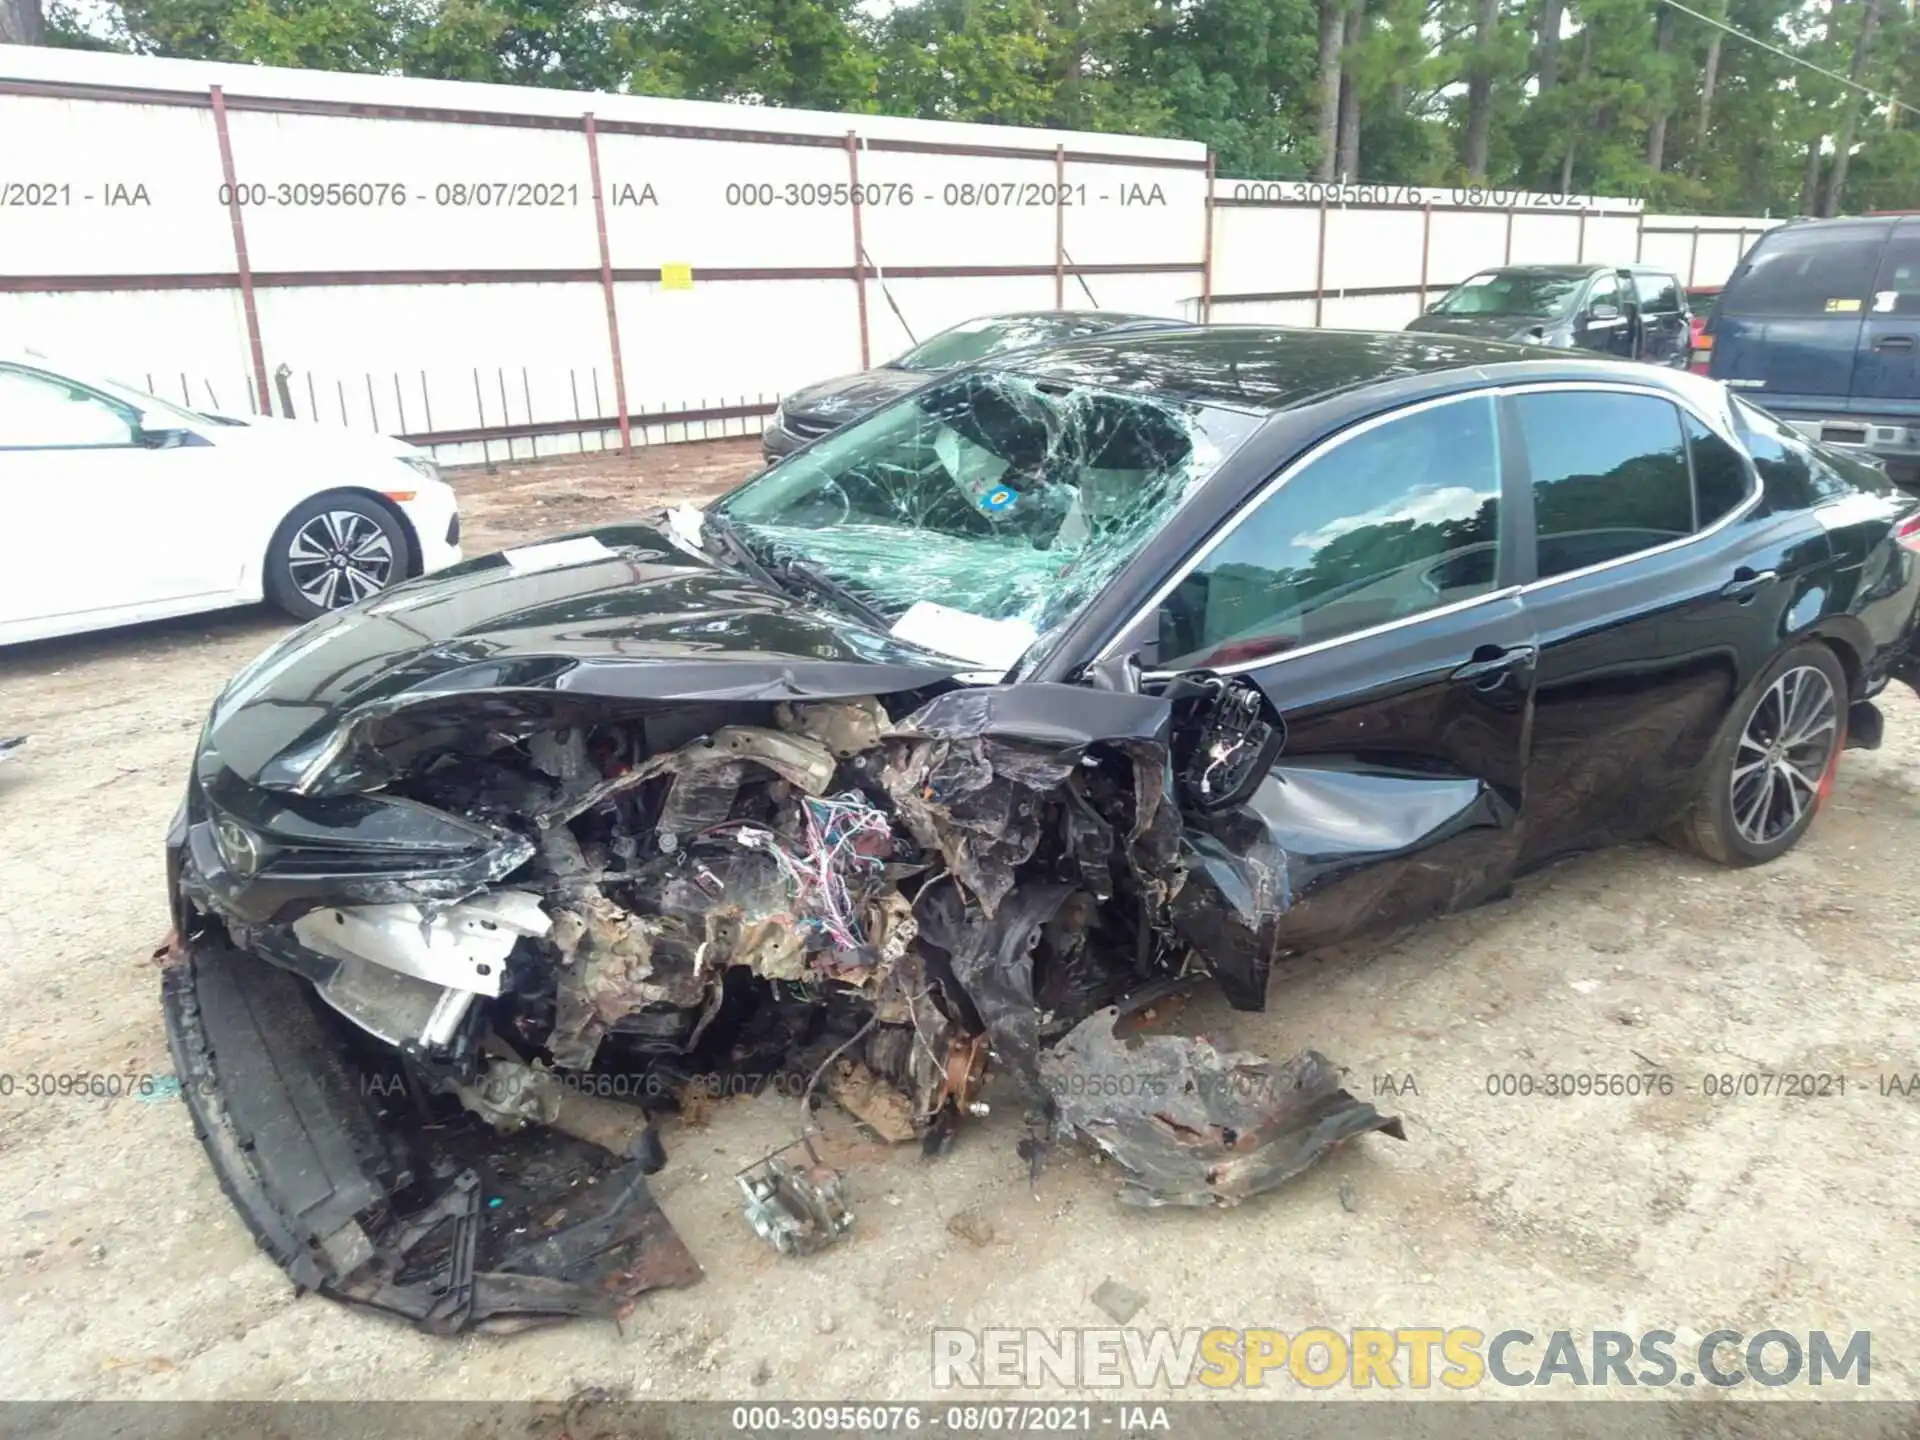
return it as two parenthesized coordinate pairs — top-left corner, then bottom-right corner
(728, 1404), (1160, 1434)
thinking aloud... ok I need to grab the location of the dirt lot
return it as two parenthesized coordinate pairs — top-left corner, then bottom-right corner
(2, 437), (1918, 1410)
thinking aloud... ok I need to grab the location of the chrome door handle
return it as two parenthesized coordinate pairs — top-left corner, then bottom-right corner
(1721, 569), (1778, 601)
(1452, 645), (1537, 689)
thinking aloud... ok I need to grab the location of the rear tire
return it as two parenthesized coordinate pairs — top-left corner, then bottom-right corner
(264, 490), (408, 621)
(1663, 642), (1848, 867)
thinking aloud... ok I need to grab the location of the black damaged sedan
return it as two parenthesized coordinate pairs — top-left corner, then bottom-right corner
(164, 327), (1920, 1332)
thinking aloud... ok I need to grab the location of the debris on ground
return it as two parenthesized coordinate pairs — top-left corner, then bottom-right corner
(1039, 1008), (1406, 1208)
(1089, 1278), (1148, 1323)
(737, 1139), (856, 1257)
(945, 1207), (997, 1247)
(0, 736), (25, 763)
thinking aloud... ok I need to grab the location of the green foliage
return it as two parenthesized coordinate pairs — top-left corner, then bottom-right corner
(44, 0), (1920, 214)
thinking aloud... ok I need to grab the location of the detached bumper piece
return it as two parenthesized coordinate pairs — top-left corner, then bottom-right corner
(161, 940), (699, 1335)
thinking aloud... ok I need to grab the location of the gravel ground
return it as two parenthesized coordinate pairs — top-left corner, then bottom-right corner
(2, 437), (1917, 1412)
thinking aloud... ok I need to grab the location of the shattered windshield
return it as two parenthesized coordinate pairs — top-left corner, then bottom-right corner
(892, 315), (1124, 372)
(1432, 272), (1587, 319)
(715, 371), (1260, 649)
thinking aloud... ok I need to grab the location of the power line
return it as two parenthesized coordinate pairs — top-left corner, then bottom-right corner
(1660, 0), (1920, 119)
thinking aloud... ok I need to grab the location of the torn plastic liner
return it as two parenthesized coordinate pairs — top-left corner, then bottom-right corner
(1039, 1006), (1407, 1208)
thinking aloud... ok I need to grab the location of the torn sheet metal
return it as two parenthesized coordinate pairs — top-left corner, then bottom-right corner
(1168, 829), (1289, 1012)
(1039, 1007), (1406, 1208)
(882, 737), (1070, 917)
(915, 877), (1074, 1084)
(547, 894), (690, 1070)
(538, 724), (836, 832)
(881, 684), (1179, 918)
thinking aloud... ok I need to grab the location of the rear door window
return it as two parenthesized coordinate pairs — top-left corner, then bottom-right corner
(1720, 226), (1889, 318)
(1729, 398), (1890, 505)
(1513, 390), (1694, 578)
(1682, 413), (1755, 526)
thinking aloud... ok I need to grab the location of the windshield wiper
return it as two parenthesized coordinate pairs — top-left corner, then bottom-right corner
(698, 508), (781, 590)
(769, 556), (893, 633)
(700, 510), (893, 633)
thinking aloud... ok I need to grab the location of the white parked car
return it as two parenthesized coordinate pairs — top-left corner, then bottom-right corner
(0, 351), (463, 645)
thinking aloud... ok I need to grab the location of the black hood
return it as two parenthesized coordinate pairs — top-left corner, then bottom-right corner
(779, 367), (928, 423)
(1404, 312), (1563, 344)
(202, 520), (968, 793)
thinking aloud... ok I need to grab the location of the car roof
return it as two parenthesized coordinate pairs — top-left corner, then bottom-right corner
(1466, 263), (1603, 278)
(1460, 262), (1677, 279)
(1765, 215), (1901, 237)
(963, 309), (1184, 328)
(993, 325), (1571, 412)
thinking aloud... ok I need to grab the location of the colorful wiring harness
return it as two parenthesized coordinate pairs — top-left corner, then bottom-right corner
(730, 793), (894, 956)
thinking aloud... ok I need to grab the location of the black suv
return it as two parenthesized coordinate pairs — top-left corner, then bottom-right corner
(1405, 263), (1692, 367)
(1704, 214), (1920, 488)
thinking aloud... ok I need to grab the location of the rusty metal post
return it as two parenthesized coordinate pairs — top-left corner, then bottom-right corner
(1054, 144), (1067, 308)
(846, 132), (871, 369)
(1313, 199), (1329, 327)
(1417, 202), (1432, 312)
(1200, 153), (1216, 323)
(582, 113), (632, 456)
(209, 86), (272, 416)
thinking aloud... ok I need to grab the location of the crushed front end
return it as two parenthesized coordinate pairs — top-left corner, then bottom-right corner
(161, 541), (1402, 1332)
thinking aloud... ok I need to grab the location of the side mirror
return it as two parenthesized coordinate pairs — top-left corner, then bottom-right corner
(1589, 303), (1621, 322)
(138, 426), (199, 450)
(1084, 650), (1145, 694)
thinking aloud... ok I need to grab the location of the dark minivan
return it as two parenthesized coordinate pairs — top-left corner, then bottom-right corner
(1406, 263), (1693, 367)
(1706, 214), (1920, 487)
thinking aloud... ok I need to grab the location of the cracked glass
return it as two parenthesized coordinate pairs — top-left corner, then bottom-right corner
(716, 370), (1262, 641)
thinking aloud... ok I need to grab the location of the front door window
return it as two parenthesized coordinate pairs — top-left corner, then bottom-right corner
(1154, 394), (1504, 669)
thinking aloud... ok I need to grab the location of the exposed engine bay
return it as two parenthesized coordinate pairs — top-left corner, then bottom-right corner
(165, 675), (1403, 1334)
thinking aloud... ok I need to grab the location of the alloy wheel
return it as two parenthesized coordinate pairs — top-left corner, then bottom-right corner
(287, 510), (396, 610)
(1729, 664), (1839, 846)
